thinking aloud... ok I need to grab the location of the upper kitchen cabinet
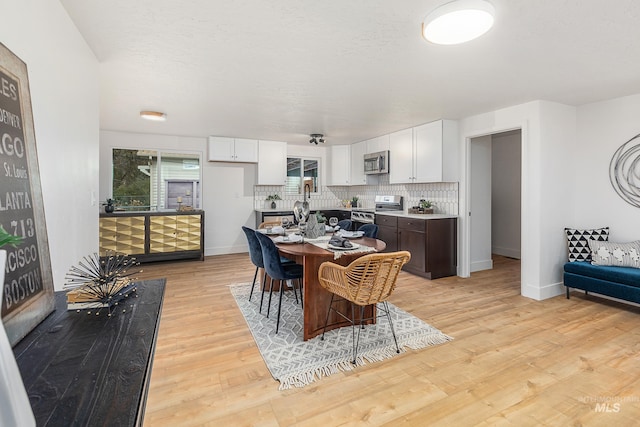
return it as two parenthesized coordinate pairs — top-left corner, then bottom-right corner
(389, 128), (414, 184)
(327, 145), (351, 185)
(350, 140), (368, 185)
(366, 134), (390, 153)
(208, 136), (258, 163)
(389, 120), (459, 184)
(258, 140), (287, 185)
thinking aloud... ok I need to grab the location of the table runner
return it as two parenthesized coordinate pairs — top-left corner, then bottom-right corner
(304, 235), (377, 260)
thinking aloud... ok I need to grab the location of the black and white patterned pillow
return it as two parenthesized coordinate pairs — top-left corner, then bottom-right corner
(588, 240), (640, 268)
(564, 227), (609, 262)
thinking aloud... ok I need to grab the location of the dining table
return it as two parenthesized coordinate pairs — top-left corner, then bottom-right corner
(270, 232), (386, 341)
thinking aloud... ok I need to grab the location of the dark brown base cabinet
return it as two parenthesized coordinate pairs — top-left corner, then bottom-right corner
(376, 215), (398, 252)
(376, 214), (457, 279)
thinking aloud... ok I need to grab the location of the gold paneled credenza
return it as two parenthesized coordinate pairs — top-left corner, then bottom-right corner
(99, 211), (204, 262)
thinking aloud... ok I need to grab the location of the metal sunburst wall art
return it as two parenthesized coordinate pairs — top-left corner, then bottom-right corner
(609, 132), (640, 208)
(64, 251), (142, 315)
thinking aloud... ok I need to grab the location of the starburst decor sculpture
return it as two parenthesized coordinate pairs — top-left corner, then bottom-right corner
(64, 251), (142, 313)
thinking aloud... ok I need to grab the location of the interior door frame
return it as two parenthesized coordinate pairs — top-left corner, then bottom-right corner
(461, 122), (527, 295)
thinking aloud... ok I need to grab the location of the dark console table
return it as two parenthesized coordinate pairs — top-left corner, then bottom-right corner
(13, 279), (166, 426)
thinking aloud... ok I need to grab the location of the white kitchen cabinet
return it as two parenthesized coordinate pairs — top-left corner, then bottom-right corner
(366, 134), (390, 153)
(327, 145), (351, 185)
(389, 120), (458, 184)
(389, 128), (414, 184)
(257, 140), (287, 185)
(208, 136), (258, 163)
(233, 138), (260, 162)
(350, 140), (368, 185)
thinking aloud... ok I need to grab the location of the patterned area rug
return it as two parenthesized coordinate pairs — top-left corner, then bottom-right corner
(230, 283), (453, 390)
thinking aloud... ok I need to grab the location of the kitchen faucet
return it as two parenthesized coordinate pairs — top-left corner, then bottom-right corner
(303, 183), (311, 202)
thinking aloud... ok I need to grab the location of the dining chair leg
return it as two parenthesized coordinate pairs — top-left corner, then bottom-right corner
(321, 293), (336, 340)
(266, 277), (275, 318)
(291, 279), (299, 304)
(382, 301), (400, 354)
(350, 302), (359, 364)
(259, 273), (268, 314)
(298, 278), (303, 309)
(276, 279), (285, 334)
(249, 266), (258, 301)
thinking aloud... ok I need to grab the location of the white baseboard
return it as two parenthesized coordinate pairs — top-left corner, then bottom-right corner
(492, 246), (521, 259)
(205, 245), (247, 256)
(521, 281), (564, 300)
(470, 259), (493, 272)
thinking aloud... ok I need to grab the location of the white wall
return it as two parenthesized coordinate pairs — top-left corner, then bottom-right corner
(492, 131), (522, 259)
(575, 93), (640, 242)
(100, 131), (257, 255)
(459, 100), (576, 300)
(2, 1), (99, 290)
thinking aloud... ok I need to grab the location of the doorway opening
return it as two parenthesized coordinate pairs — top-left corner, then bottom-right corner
(469, 129), (522, 274)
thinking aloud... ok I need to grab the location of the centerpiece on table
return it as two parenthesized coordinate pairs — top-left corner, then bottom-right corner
(304, 211), (327, 239)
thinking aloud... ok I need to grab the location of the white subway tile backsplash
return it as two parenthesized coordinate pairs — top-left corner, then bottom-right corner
(254, 180), (459, 215)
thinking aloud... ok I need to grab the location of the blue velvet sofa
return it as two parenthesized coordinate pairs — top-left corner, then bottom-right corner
(564, 261), (640, 304)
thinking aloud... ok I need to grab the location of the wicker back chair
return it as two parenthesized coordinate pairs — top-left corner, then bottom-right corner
(318, 251), (411, 363)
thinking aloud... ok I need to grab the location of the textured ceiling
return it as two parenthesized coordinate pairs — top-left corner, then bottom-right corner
(60, 0), (640, 145)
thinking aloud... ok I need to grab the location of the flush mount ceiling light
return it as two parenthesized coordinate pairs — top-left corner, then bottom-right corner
(140, 111), (167, 121)
(309, 133), (325, 145)
(422, 0), (495, 45)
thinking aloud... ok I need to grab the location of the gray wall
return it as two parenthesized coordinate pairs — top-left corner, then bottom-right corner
(491, 130), (522, 258)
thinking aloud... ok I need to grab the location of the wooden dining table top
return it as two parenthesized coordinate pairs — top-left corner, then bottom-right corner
(275, 236), (386, 257)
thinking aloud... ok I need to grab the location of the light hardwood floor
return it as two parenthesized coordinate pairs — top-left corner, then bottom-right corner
(139, 254), (640, 426)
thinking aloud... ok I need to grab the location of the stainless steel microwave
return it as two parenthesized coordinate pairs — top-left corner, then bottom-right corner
(364, 150), (389, 174)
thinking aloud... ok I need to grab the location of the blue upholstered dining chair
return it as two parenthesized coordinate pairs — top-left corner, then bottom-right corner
(255, 231), (304, 334)
(358, 223), (379, 238)
(241, 226), (267, 301)
(337, 219), (352, 231)
(241, 226), (294, 302)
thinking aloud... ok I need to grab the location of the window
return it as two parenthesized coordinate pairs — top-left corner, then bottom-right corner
(286, 157), (319, 195)
(112, 149), (201, 211)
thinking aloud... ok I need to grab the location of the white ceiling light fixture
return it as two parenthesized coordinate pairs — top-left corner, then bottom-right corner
(140, 111), (167, 121)
(422, 0), (495, 45)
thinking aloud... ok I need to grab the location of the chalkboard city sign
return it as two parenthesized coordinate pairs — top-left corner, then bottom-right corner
(0, 43), (54, 346)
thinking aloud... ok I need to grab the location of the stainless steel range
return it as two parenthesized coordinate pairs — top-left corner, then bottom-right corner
(350, 195), (403, 226)
(350, 210), (375, 224)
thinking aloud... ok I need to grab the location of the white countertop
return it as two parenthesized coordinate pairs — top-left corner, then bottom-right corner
(256, 207), (456, 220)
(374, 211), (458, 220)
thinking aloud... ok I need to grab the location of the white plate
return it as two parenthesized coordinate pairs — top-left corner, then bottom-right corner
(257, 226), (284, 235)
(328, 242), (360, 250)
(274, 235), (302, 244)
(338, 230), (364, 239)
